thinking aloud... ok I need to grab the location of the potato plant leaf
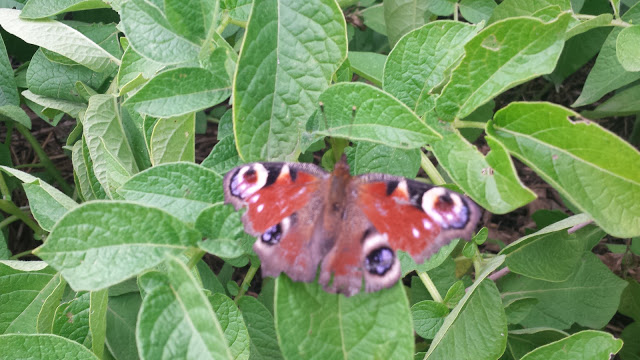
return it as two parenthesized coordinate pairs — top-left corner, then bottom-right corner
(233, 0), (347, 161)
(34, 202), (201, 291)
(488, 102), (640, 238)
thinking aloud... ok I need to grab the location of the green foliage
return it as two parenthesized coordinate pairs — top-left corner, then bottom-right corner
(0, 0), (637, 359)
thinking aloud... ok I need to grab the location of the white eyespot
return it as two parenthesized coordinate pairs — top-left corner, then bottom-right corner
(421, 188), (466, 229)
(412, 227), (420, 238)
(249, 194), (261, 203)
(230, 164), (268, 199)
(395, 180), (409, 198)
(256, 204), (265, 213)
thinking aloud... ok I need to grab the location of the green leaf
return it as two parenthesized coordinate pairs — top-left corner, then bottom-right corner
(0, 9), (119, 72)
(582, 83), (640, 118)
(501, 219), (605, 282)
(427, 116), (536, 213)
(0, 104), (30, 128)
(149, 113), (195, 164)
(117, 44), (164, 94)
(275, 278), (414, 359)
(488, 102), (640, 238)
(549, 27), (610, 85)
(225, 0), (252, 22)
(0, 334), (99, 359)
(503, 328), (568, 359)
(52, 292), (93, 347)
(361, 4), (386, 36)
(428, 0), (456, 16)
(313, 82), (440, 148)
(196, 204), (254, 259)
(347, 51), (385, 87)
(459, 0), (497, 24)
(383, 0), (430, 47)
(501, 253), (628, 329)
(237, 296), (284, 360)
(120, 0), (200, 64)
(620, 322), (640, 360)
(71, 138), (107, 201)
(572, 3), (640, 107)
(489, 0), (570, 23)
(504, 297), (538, 324)
(436, 14), (571, 121)
(105, 292), (141, 360)
(565, 13), (613, 39)
(20, 0), (110, 19)
(619, 279), (640, 323)
(89, 290), (107, 358)
(84, 95), (139, 197)
(411, 300), (449, 339)
(617, 25), (640, 72)
(22, 90), (86, 118)
(345, 142), (420, 178)
(400, 240), (460, 277)
(0, 166), (78, 231)
(520, 330), (622, 360)
(209, 293), (250, 360)
(33, 201), (201, 291)
(425, 256), (507, 359)
(0, 34), (18, 106)
(233, 0), (347, 161)
(0, 261), (59, 334)
(165, 0), (216, 43)
(136, 256), (234, 360)
(200, 135), (243, 175)
(124, 67), (231, 118)
(383, 21), (478, 115)
(119, 162), (222, 224)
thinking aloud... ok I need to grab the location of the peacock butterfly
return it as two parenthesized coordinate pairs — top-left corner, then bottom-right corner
(223, 155), (480, 296)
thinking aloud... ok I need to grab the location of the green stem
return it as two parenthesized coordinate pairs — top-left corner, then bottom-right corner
(0, 199), (45, 237)
(574, 14), (630, 27)
(10, 249), (33, 260)
(0, 172), (10, 201)
(629, 115), (640, 147)
(453, 119), (486, 129)
(418, 271), (443, 303)
(186, 249), (206, 269)
(235, 261), (259, 302)
(0, 215), (19, 229)
(453, 3), (459, 21)
(16, 124), (73, 195)
(420, 152), (446, 185)
(228, 18), (247, 28)
(4, 122), (14, 146)
(15, 163), (46, 169)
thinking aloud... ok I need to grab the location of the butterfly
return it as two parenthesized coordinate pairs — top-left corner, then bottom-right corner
(223, 156), (480, 297)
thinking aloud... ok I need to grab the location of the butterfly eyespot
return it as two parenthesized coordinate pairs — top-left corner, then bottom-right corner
(243, 169), (257, 183)
(260, 224), (282, 245)
(364, 247), (395, 276)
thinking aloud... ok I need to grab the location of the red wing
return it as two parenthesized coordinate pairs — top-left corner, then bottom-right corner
(223, 162), (329, 235)
(354, 176), (479, 263)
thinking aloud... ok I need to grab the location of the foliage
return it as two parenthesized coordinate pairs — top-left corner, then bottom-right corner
(0, 0), (639, 359)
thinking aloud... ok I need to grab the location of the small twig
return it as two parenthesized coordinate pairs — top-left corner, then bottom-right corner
(16, 124), (73, 195)
(235, 261), (259, 302)
(0, 199), (45, 237)
(10, 249), (33, 260)
(418, 271), (443, 303)
(488, 267), (510, 282)
(420, 152), (446, 186)
(567, 220), (594, 234)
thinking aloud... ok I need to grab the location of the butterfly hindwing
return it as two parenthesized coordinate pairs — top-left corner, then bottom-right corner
(354, 174), (480, 264)
(223, 162), (331, 281)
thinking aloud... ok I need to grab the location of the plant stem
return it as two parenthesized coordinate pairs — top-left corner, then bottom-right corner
(420, 152), (446, 185)
(0, 199), (45, 237)
(16, 124), (73, 195)
(186, 249), (206, 269)
(235, 261), (259, 302)
(10, 249), (33, 260)
(453, 3), (459, 21)
(0, 215), (18, 229)
(15, 163), (46, 169)
(418, 271), (443, 303)
(0, 172), (11, 201)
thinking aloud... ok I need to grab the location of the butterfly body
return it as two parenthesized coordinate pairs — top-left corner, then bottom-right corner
(223, 157), (480, 296)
